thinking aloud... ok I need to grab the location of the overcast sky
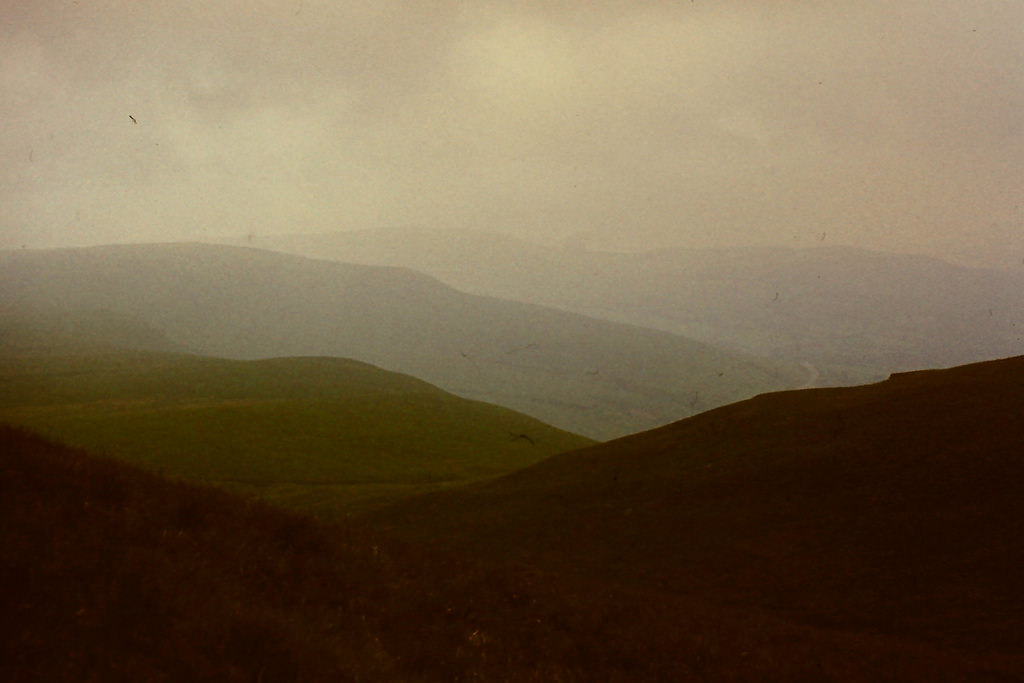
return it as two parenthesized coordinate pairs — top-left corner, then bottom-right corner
(2, 1), (1022, 267)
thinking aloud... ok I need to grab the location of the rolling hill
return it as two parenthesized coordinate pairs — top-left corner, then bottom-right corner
(232, 228), (1024, 375)
(4, 424), (1012, 681)
(0, 242), (807, 439)
(0, 342), (591, 513)
(0, 424), (673, 681)
(370, 355), (1024, 669)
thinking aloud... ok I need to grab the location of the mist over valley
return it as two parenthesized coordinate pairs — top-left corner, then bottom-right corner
(3, 0), (1023, 678)
(226, 227), (1024, 375)
(3, 238), (1022, 680)
(0, 242), (809, 440)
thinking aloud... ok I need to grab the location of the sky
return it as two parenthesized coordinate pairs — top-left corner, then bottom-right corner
(2, 1), (1022, 268)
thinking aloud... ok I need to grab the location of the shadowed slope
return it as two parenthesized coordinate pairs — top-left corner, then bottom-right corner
(4, 425), (1015, 682)
(0, 425), (649, 681)
(371, 355), (1024, 662)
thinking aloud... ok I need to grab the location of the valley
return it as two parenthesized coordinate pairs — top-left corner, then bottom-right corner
(2, 241), (1021, 680)
(0, 243), (807, 440)
(4, 355), (1021, 680)
(5, 2), (1021, 679)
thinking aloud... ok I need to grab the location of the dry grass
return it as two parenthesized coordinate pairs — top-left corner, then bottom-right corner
(7, 423), (1017, 681)
(5, 356), (1023, 681)
(369, 356), (1024, 680)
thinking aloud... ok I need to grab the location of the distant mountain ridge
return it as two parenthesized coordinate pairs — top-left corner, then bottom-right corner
(226, 228), (1024, 373)
(0, 242), (806, 439)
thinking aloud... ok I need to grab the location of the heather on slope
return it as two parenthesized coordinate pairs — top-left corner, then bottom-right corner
(2, 425), (1005, 682)
(372, 355), (1024, 669)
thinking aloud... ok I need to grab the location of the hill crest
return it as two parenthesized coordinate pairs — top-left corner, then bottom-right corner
(371, 354), (1024, 660)
(229, 228), (1024, 373)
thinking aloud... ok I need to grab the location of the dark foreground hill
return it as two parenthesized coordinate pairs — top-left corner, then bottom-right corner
(370, 355), (1024, 672)
(0, 346), (591, 513)
(0, 242), (806, 439)
(3, 425), (1013, 682)
(0, 425), (608, 681)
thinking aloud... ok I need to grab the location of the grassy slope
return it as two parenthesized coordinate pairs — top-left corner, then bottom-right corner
(369, 355), (1024, 671)
(0, 243), (807, 439)
(3, 424), (1009, 682)
(0, 348), (591, 514)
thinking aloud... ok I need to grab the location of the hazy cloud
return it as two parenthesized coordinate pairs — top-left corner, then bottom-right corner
(2, 0), (1021, 266)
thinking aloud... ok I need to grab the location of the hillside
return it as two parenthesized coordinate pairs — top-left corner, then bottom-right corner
(0, 306), (188, 355)
(233, 228), (1024, 375)
(3, 424), (1011, 682)
(0, 345), (590, 513)
(370, 355), (1024, 669)
(0, 424), (652, 681)
(0, 242), (807, 439)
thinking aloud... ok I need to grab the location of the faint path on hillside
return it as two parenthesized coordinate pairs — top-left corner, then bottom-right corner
(797, 361), (820, 389)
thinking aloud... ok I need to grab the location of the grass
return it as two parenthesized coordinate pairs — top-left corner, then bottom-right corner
(4, 314), (1020, 678)
(368, 355), (1024, 676)
(4, 423), (1012, 682)
(0, 349), (592, 513)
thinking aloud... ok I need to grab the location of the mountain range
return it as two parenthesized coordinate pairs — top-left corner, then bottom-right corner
(0, 242), (806, 439)
(225, 228), (1024, 373)
(5, 236), (1021, 678)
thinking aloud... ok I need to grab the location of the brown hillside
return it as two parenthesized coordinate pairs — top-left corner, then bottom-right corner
(5, 420), (1019, 680)
(8, 421), (1024, 683)
(371, 355), (1024, 664)
(0, 424), (675, 681)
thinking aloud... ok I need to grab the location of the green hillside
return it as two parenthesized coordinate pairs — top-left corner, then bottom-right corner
(0, 348), (591, 514)
(370, 355), (1024, 672)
